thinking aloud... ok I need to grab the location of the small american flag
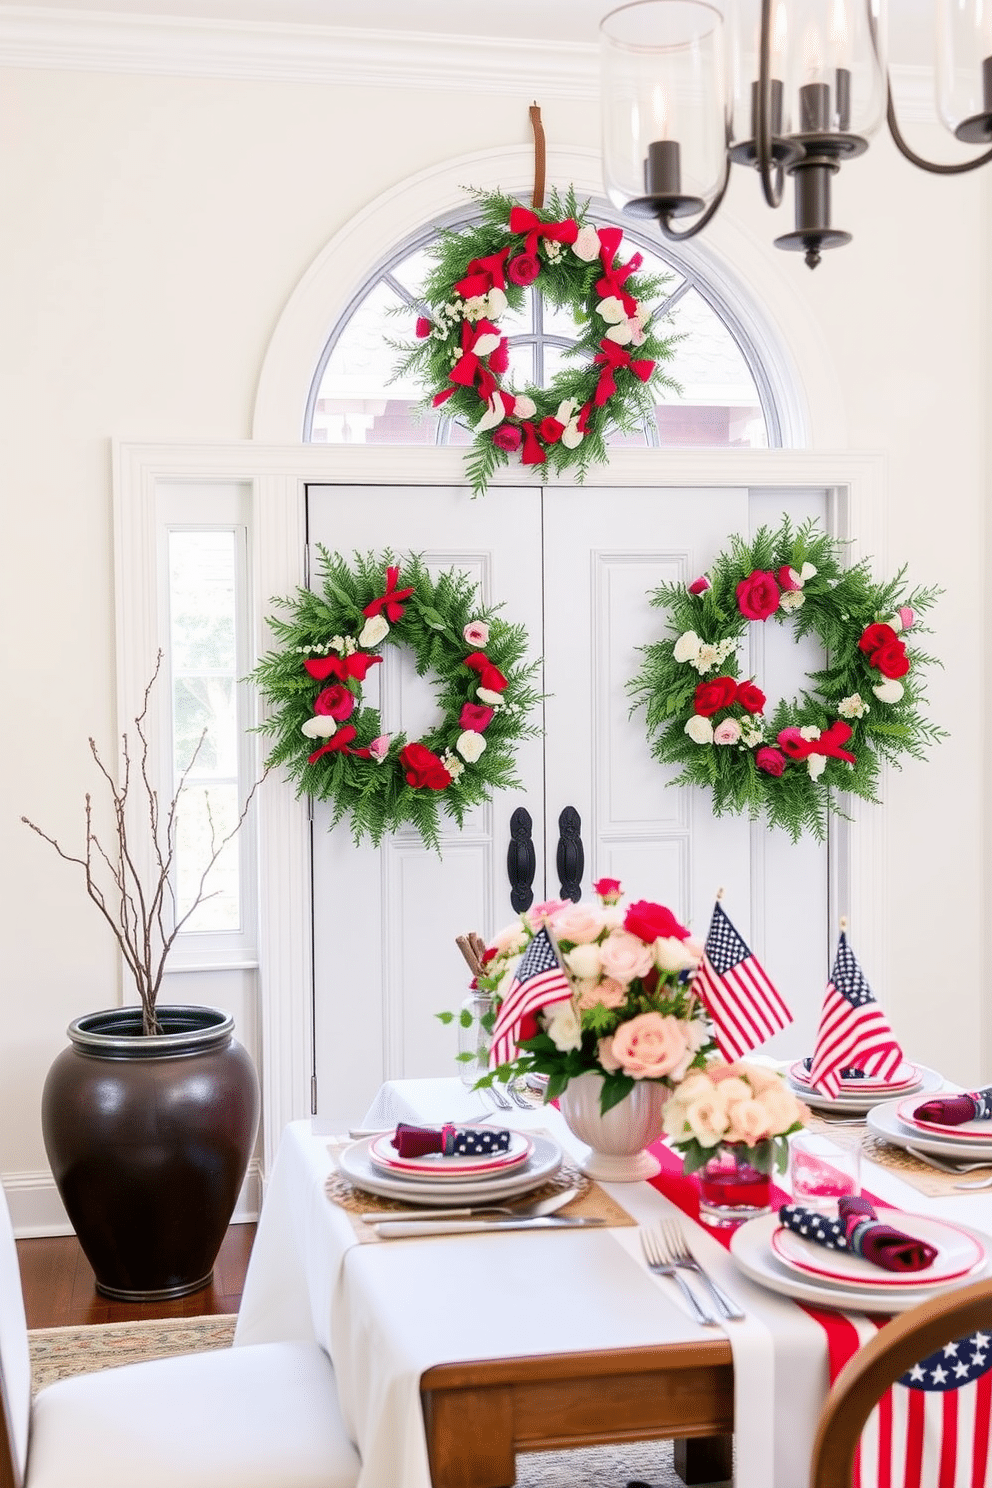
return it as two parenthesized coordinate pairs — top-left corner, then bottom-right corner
(857, 1329), (992, 1488)
(693, 900), (793, 1060)
(488, 927), (572, 1070)
(807, 931), (903, 1098)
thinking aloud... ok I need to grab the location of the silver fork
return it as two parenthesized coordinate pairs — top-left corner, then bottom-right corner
(659, 1220), (746, 1322)
(905, 1145), (992, 1174)
(505, 1080), (533, 1110)
(486, 1083), (514, 1112)
(640, 1225), (718, 1327)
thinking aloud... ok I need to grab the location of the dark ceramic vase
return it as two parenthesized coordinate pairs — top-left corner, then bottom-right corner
(41, 1004), (260, 1302)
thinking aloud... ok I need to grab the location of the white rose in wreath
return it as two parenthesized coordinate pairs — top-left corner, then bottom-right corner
(301, 716), (337, 740)
(456, 730), (487, 763)
(684, 714), (714, 745)
(358, 614), (389, 648)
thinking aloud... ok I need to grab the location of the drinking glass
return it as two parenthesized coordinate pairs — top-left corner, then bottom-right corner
(788, 1129), (861, 1212)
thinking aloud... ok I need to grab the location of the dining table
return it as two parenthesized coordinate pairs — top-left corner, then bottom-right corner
(233, 1073), (992, 1488)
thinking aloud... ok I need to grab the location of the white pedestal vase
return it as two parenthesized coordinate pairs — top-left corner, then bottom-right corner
(557, 1070), (669, 1181)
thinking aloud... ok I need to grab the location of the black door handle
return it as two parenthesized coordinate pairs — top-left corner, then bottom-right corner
(556, 806), (584, 903)
(506, 807), (535, 912)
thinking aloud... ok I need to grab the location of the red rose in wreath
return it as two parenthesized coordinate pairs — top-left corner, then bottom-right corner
(735, 680), (766, 714)
(694, 676), (737, 717)
(755, 747), (787, 777)
(314, 684), (355, 721)
(870, 641), (911, 679)
(460, 703), (494, 732)
(623, 900), (691, 944)
(399, 742), (452, 791)
(507, 252), (540, 286)
(736, 570), (781, 621)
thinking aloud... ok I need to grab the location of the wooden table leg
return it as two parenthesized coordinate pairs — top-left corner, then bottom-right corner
(673, 1433), (734, 1484)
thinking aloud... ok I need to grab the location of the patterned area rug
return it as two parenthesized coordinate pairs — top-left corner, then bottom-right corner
(27, 1317), (721, 1487)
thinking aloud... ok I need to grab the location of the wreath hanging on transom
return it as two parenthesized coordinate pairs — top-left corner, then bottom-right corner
(252, 550), (541, 852)
(393, 187), (680, 496)
(627, 517), (945, 842)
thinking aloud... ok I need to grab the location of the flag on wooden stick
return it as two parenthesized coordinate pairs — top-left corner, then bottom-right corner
(694, 896), (793, 1060)
(489, 927), (571, 1071)
(807, 925), (903, 1098)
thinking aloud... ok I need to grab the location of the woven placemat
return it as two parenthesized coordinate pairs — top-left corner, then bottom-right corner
(860, 1133), (992, 1198)
(324, 1145), (636, 1243)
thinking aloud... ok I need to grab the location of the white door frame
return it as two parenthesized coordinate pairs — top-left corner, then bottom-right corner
(114, 440), (889, 1174)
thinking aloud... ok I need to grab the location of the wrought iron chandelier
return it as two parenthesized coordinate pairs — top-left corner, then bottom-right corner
(600, 0), (992, 267)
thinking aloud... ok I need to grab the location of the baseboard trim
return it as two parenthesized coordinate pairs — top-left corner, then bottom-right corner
(4, 1161), (262, 1239)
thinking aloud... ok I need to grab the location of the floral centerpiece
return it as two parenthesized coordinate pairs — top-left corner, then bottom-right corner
(459, 878), (715, 1115)
(663, 1059), (809, 1223)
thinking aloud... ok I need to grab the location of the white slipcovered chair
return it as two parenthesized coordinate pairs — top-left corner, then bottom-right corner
(0, 1182), (361, 1488)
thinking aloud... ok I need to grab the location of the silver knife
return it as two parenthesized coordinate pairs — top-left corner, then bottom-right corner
(372, 1216), (605, 1238)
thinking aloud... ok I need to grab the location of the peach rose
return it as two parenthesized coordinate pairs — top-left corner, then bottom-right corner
(577, 976), (626, 1012)
(598, 930), (655, 985)
(491, 921), (529, 956)
(683, 1094), (731, 1148)
(543, 1001), (582, 1052)
(526, 899), (569, 930)
(654, 935), (701, 973)
(725, 1098), (773, 1144)
(712, 1076), (752, 1109)
(754, 1082), (806, 1135)
(597, 1035), (624, 1073)
(550, 903), (606, 944)
(609, 1012), (689, 1079)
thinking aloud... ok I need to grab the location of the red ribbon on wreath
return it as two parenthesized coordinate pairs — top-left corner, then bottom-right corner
(362, 567), (415, 622)
(304, 653), (382, 683)
(778, 720), (857, 765)
(595, 227), (642, 317)
(307, 726), (362, 764)
(455, 247), (511, 299)
(444, 320), (501, 405)
(507, 205), (578, 258)
(593, 339), (655, 407)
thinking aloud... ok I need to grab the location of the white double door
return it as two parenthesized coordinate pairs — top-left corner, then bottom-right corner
(307, 482), (829, 1126)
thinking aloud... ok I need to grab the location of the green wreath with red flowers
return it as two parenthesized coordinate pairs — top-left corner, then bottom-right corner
(392, 187), (679, 496)
(627, 517), (945, 842)
(251, 549), (541, 852)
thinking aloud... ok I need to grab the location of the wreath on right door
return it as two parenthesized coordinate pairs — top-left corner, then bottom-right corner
(628, 517), (945, 842)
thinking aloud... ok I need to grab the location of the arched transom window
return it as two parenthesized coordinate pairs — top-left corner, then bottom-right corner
(305, 206), (782, 452)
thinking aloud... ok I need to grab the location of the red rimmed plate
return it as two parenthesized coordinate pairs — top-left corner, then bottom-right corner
(368, 1128), (533, 1178)
(770, 1211), (984, 1290)
(895, 1097), (992, 1143)
(789, 1060), (922, 1095)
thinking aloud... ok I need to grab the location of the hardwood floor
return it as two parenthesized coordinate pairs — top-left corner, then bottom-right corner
(17, 1222), (256, 1329)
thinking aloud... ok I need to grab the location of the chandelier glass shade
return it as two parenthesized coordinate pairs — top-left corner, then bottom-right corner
(600, 0), (992, 268)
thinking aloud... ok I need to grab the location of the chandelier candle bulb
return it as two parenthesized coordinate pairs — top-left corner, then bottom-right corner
(835, 66), (852, 130)
(984, 55), (992, 118)
(799, 80), (831, 132)
(750, 77), (784, 137)
(646, 138), (683, 196)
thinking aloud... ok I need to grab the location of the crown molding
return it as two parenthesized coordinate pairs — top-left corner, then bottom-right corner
(0, 8), (939, 120)
(0, 7), (598, 95)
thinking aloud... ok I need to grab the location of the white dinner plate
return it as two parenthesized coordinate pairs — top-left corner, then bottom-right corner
(337, 1132), (563, 1205)
(867, 1100), (992, 1161)
(787, 1065), (942, 1116)
(788, 1060), (922, 1095)
(894, 1097), (992, 1144)
(368, 1128), (533, 1178)
(730, 1212), (992, 1314)
(770, 1210), (984, 1289)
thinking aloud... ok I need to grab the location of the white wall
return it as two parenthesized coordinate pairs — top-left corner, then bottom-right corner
(0, 33), (987, 1227)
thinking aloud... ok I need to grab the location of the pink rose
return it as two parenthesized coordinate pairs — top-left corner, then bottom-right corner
(578, 976), (626, 1012)
(459, 702), (494, 732)
(609, 1012), (689, 1079)
(463, 621), (490, 647)
(777, 564), (802, 592)
(313, 684), (355, 721)
(492, 425), (522, 453)
(550, 903), (606, 945)
(368, 734), (390, 761)
(688, 575), (711, 595)
(593, 877), (623, 905)
(713, 718), (741, 746)
(507, 252), (540, 286)
(598, 929), (656, 986)
(526, 898), (569, 929)
(597, 1035), (624, 1073)
(736, 570), (781, 621)
(725, 1098), (772, 1144)
(896, 606), (915, 631)
(755, 746), (786, 776)
(624, 900), (690, 944)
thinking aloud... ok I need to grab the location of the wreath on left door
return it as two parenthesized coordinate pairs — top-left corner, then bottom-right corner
(251, 549), (542, 852)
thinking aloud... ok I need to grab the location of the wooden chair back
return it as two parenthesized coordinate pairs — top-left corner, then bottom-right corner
(810, 1276), (992, 1488)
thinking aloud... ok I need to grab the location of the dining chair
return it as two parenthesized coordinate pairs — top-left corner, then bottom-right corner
(809, 1275), (992, 1488)
(0, 1182), (361, 1488)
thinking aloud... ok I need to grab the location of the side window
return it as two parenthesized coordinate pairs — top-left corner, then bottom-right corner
(305, 210), (779, 450)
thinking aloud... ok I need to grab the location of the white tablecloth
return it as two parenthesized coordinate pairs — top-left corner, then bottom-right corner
(235, 1079), (992, 1488)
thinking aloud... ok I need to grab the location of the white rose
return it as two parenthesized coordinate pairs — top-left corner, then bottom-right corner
(572, 224), (601, 261)
(683, 1095), (731, 1148)
(564, 942), (603, 980)
(514, 395), (537, 419)
(358, 614), (389, 648)
(476, 687), (503, 706)
(476, 394), (506, 432)
(673, 631), (702, 665)
(604, 320), (634, 345)
(560, 420), (583, 449)
(555, 398), (577, 423)
(654, 935), (700, 973)
(544, 1001), (582, 1052)
(807, 754), (828, 781)
(301, 716), (337, 739)
(486, 287), (508, 318)
(456, 730), (486, 762)
(595, 295), (627, 324)
(779, 590), (805, 611)
(798, 563), (817, 582)
(873, 679), (905, 704)
(684, 714), (714, 745)
(472, 330), (501, 357)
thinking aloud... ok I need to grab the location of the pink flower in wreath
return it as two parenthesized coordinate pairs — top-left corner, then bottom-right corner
(314, 684), (355, 722)
(459, 702), (494, 733)
(755, 746), (787, 777)
(688, 575), (711, 595)
(368, 734), (390, 762)
(463, 620), (490, 647)
(736, 570), (781, 621)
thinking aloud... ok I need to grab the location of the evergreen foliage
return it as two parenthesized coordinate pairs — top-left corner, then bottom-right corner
(252, 549), (541, 851)
(628, 517), (945, 842)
